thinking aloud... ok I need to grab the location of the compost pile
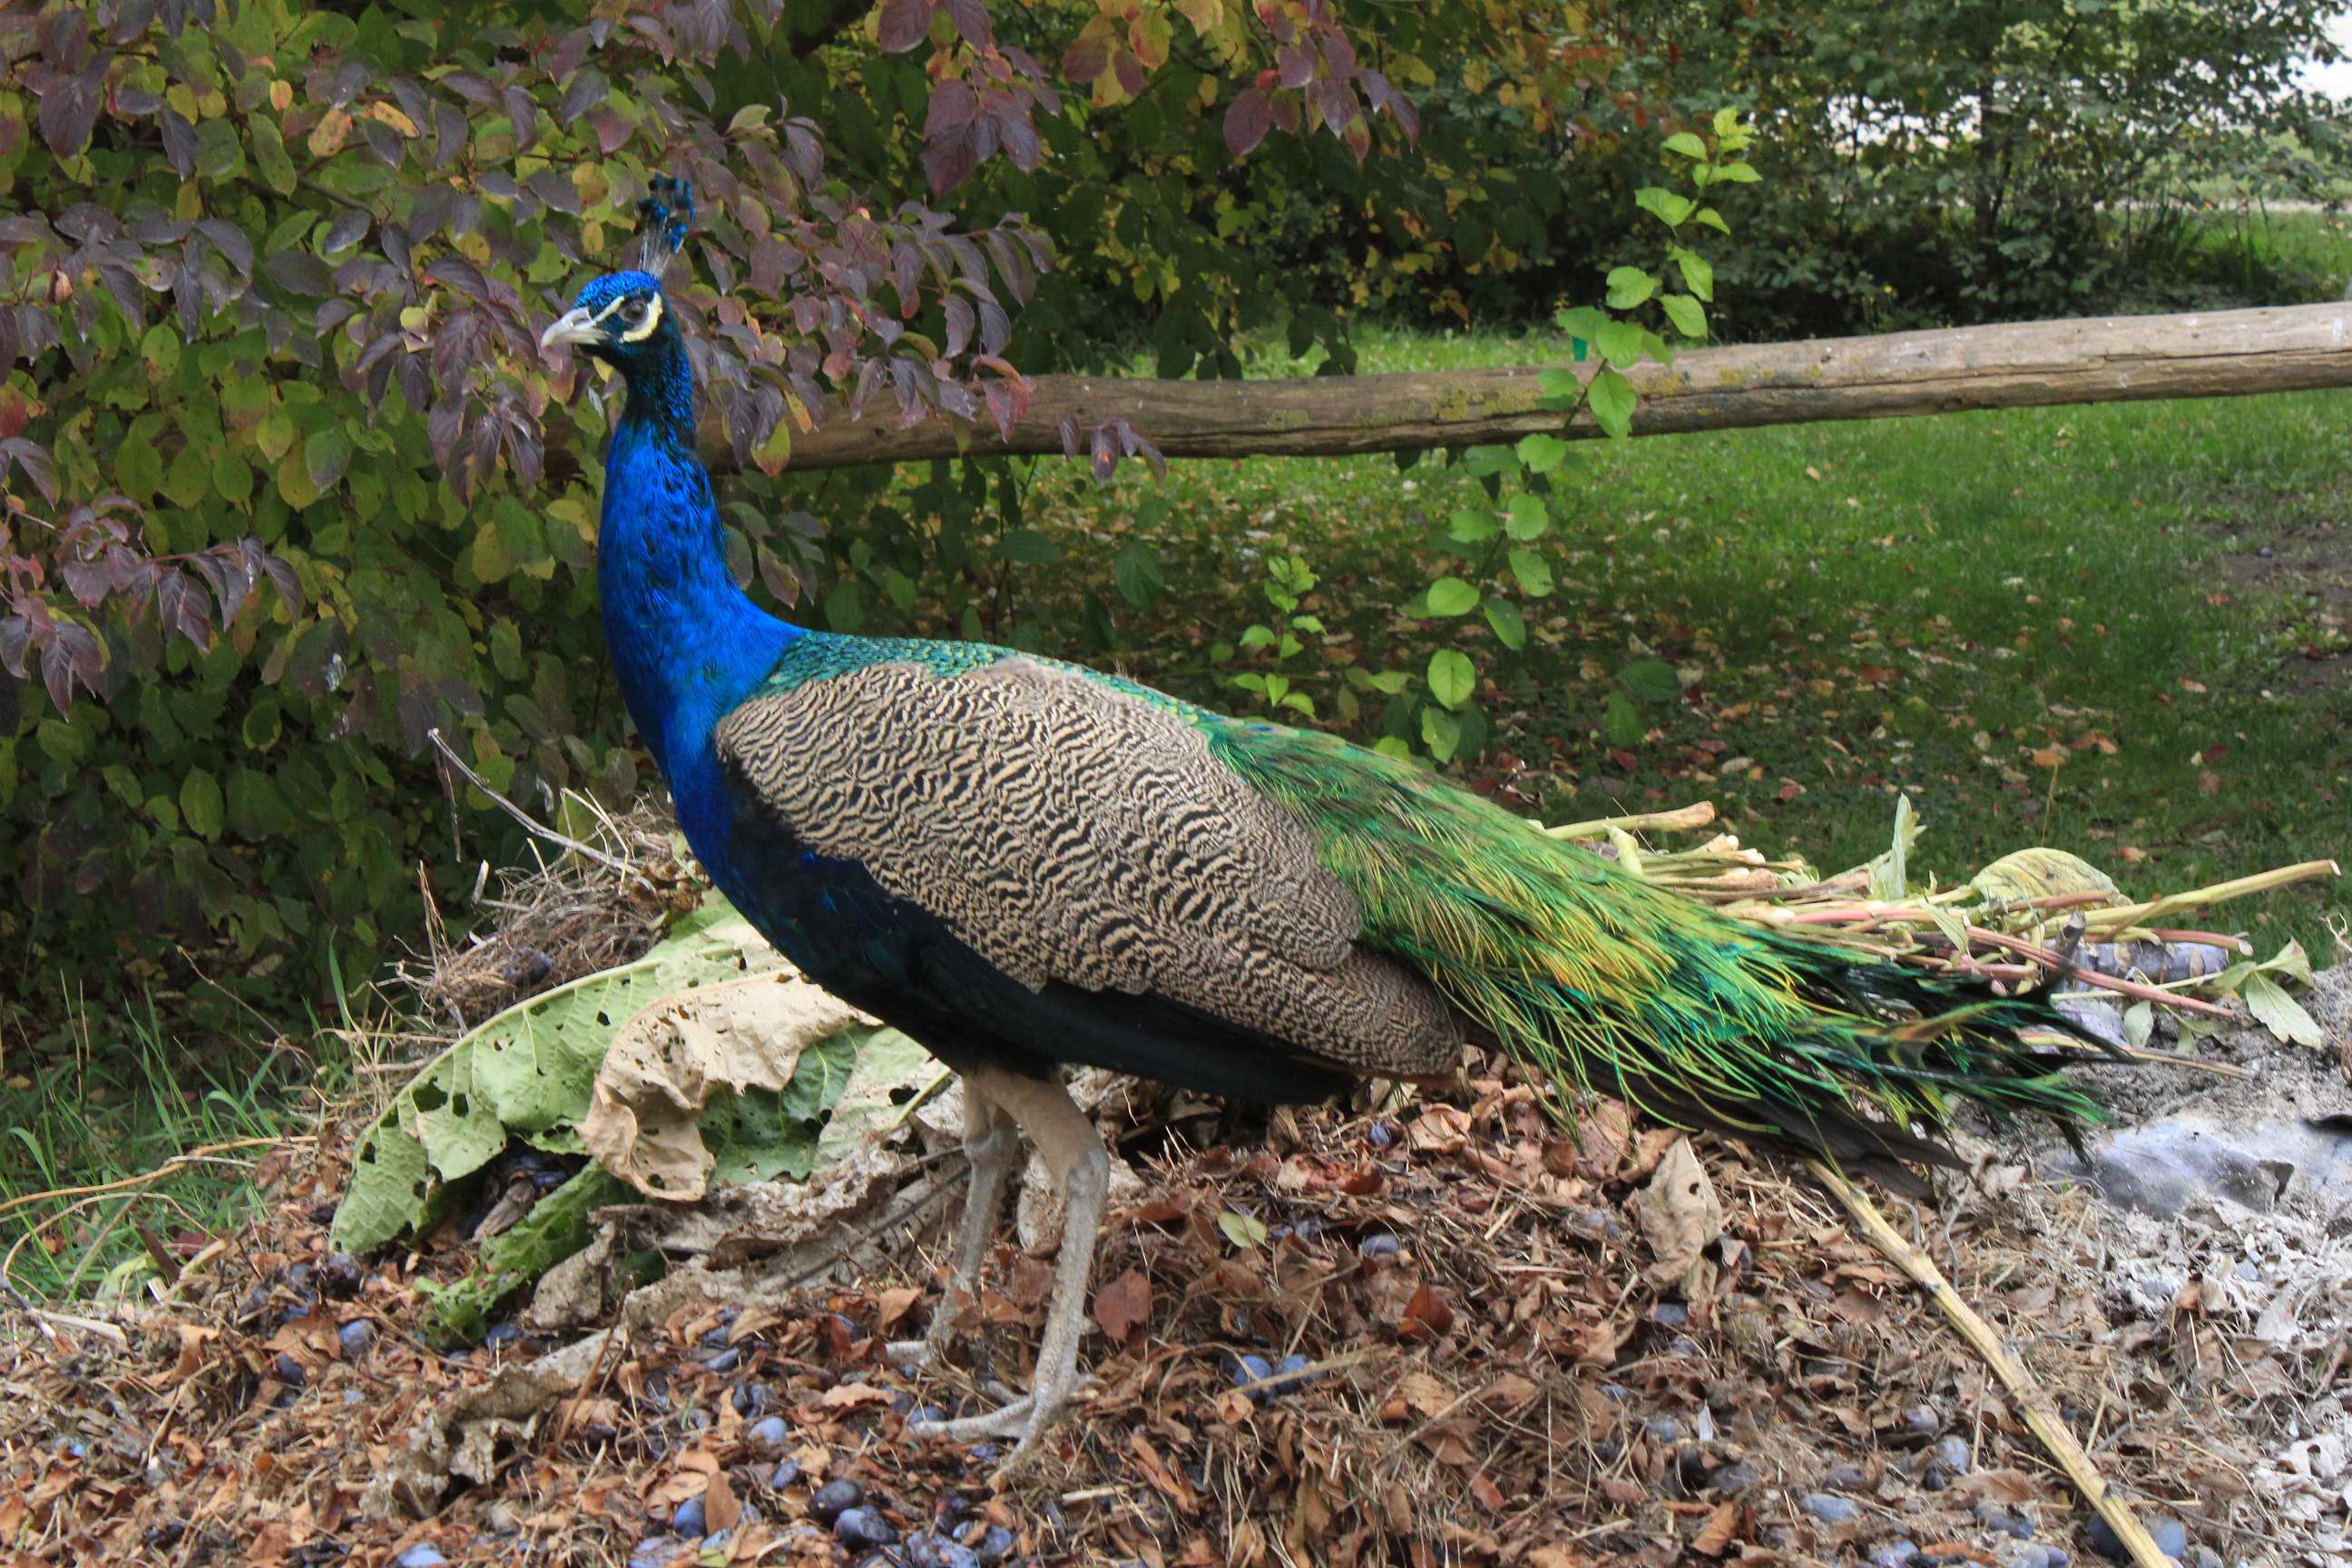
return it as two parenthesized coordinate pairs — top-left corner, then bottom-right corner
(3, 806), (2347, 1568)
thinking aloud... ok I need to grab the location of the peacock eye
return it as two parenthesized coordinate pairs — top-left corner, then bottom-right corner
(618, 299), (648, 327)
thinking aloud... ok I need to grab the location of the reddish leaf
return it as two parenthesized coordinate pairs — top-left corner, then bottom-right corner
(1093, 1267), (1151, 1344)
(1399, 1280), (1455, 1341)
(1224, 87), (1272, 157)
(37, 60), (104, 159)
(876, 0), (932, 53)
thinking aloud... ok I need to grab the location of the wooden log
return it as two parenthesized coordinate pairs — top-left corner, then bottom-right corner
(711, 300), (2352, 473)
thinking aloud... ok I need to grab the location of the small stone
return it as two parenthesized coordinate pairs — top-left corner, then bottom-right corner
(1367, 1119), (1397, 1150)
(1642, 1416), (1686, 1444)
(338, 1320), (373, 1357)
(746, 1416), (789, 1452)
(1801, 1493), (1862, 1524)
(1651, 1301), (1690, 1329)
(701, 1348), (741, 1374)
(975, 1524), (1017, 1563)
(1933, 1436), (1971, 1473)
(671, 1497), (707, 1536)
(1357, 1232), (1401, 1261)
(483, 1321), (522, 1349)
(834, 1507), (898, 1549)
(907, 1405), (946, 1425)
(2183, 1547), (2221, 1568)
(629, 1537), (688, 1568)
(1230, 1352), (1274, 1398)
(906, 1535), (980, 1568)
(1867, 1540), (1919, 1568)
(1708, 1461), (1759, 1495)
(2086, 1514), (2181, 1563)
(767, 1459), (802, 1490)
(1824, 1463), (1869, 1490)
(810, 1478), (864, 1524)
(1601, 1383), (1632, 1404)
(271, 1354), (306, 1387)
(318, 1253), (365, 1298)
(393, 1548), (448, 1568)
(1903, 1406), (1942, 1436)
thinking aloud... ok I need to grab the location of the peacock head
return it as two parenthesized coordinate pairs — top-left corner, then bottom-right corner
(538, 174), (695, 378)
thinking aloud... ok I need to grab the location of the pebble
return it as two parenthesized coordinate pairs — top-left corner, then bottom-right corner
(271, 1354), (306, 1387)
(1357, 1232), (1401, 1261)
(1933, 1436), (1971, 1472)
(671, 1497), (706, 1536)
(1975, 1502), (2034, 1541)
(700, 1348), (741, 1374)
(906, 1535), (981, 1568)
(628, 1537), (688, 1568)
(1867, 1541), (1919, 1568)
(974, 1524), (1017, 1563)
(746, 1415), (789, 1451)
(1229, 1352), (1274, 1398)
(1367, 1118), (1397, 1150)
(482, 1322), (522, 1350)
(338, 1320), (373, 1357)
(2085, 1513), (2182, 1563)
(810, 1478), (864, 1524)
(768, 1459), (802, 1490)
(1903, 1405), (1943, 1436)
(2183, 1547), (2221, 1568)
(1642, 1416), (1686, 1443)
(1801, 1493), (1861, 1524)
(1823, 1462), (1870, 1490)
(1707, 1460), (1759, 1495)
(1651, 1302), (1690, 1329)
(834, 1507), (898, 1549)
(393, 1548), (448, 1568)
(318, 1253), (364, 1298)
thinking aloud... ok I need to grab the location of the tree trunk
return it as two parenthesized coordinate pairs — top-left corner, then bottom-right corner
(712, 300), (2352, 474)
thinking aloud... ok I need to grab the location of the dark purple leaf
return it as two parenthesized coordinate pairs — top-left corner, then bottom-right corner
(0, 616), (26, 678)
(161, 104), (195, 177)
(503, 85), (538, 152)
(782, 123), (824, 185)
(264, 249), (333, 296)
(425, 256), (490, 300)
(359, 119), (404, 170)
(557, 66), (608, 123)
(527, 170), (580, 216)
(38, 61), (104, 159)
(1277, 46), (1315, 90)
(0, 437), (58, 505)
(976, 298), (1009, 357)
(1089, 425), (1116, 485)
(943, 296), (974, 358)
(1225, 88), (1272, 157)
(945, 0), (989, 45)
(922, 127), (978, 195)
(877, 0), (932, 53)
(926, 80), (977, 135)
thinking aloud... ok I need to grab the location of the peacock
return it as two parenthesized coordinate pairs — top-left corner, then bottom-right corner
(539, 181), (2110, 1458)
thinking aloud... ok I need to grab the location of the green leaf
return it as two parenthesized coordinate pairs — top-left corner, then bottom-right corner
(1515, 432), (1570, 474)
(1603, 690), (1644, 747)
(1447, 508), (1498, 544)
(1693, 206), (1730, 234)
(1459, 444), (1517, 478)
(1673, 250), (1715, 301)
(1218, 1210), (1269, 1250)
(1507, 547), (1553, 597)
(1716, 161), (1761, 183)
(1593, 319), (1645, 369)
(1112, 540), (1164, 609)
(304, 425), (352, 493)
(1504, 494), (1549, 541)
(2243, 971), (2323, 1048)
(1537, 368), (1583, 407)
(1424, 576), (1481, 616)
(1663, 131), (1708, 160)
(180, 769), (224, 840)
(1362, 670), (1408, 695)
(1633, 186), (1695, 227)
(1427, 649), (1475, 710)
(1586, 368), (1637, 437)
(1603, 266), (1658, 309)
(1419, 703), (1462, 761)
(1619, 657), (1681, 704)
(994, 528), (1063, 564)
(1660, 293), (1708, 339)
(1484, 597), (1527, 651)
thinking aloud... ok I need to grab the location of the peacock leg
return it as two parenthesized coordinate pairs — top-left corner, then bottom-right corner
(887, 1081), (1019, 1372)
(910, 1062), (1108, 1459)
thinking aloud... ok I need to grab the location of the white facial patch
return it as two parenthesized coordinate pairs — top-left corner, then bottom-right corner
(612, 291), (663, 344)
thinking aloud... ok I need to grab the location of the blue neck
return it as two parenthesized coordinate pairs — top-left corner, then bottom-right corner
(595, 338), (799, 813)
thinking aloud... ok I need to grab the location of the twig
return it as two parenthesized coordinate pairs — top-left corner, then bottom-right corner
(1807, 1160), (2172, 1568)
(2078, 859), (2341, 933)
(1545, 800), (1718, 840)
(0, 1138), (298, 1220)
(426, 728), (653, 888)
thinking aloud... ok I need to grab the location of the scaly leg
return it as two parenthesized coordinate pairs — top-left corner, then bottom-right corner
(888, 1081), (1020, 1372)
(911, 1061), (1109, 1460)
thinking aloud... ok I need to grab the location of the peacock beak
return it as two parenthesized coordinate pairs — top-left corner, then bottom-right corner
(539, 308), (602, 351)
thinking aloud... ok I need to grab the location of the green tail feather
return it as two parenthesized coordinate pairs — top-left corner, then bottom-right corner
(1207, 718), (2112, 1184)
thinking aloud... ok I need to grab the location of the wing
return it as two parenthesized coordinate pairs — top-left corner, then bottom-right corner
(713, 654), (1460, 1075)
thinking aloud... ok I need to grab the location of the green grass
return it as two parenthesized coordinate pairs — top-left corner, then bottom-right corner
(0, 994), (351, 1300)
(1008, 325), (2352, 964)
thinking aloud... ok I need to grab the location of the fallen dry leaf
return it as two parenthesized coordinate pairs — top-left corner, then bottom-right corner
(1093, 1266), (1152, 1344)
(1633, 1137), (1723, 1298)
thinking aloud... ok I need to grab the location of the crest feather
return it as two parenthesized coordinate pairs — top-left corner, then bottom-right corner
(635, 174), (695, 275)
